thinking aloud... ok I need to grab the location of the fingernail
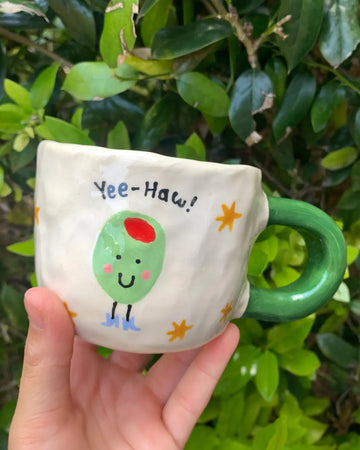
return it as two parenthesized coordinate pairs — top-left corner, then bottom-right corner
(24, 291), (45, 331)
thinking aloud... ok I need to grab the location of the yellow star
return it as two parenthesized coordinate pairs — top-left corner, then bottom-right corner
(167, 320), (193, 342)
(216, 202), (242, 231)
(34, 206), (40, 225)
(220, 301), (233, 321)
(63, 302), (77, 326)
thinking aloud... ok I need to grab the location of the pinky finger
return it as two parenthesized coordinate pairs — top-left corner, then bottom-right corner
(162, 323), (240, 448)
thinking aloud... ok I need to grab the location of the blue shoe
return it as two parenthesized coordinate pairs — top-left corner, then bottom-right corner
(102, 313), (120, 328)
(122, 316), (141, 331)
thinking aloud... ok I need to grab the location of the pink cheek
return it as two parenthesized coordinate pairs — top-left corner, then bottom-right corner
(103, 264), (113, 274)
(141, 270), (151, 280)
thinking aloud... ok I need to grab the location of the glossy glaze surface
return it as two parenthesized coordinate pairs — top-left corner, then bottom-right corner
(245, 196), (347, 321)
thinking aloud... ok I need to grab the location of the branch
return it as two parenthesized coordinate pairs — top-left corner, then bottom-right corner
(309, 61), (360, 97)
(225, 7), (291, 70)
(253, 14), (291, 53)
(226, 6), (260, 69)
(0, 26), (72, 71)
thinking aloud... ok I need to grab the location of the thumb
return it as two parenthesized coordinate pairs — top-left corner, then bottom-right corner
(17, 287), (75, 416)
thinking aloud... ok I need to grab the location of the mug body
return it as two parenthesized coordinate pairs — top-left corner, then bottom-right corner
(34, 141), (268, 352)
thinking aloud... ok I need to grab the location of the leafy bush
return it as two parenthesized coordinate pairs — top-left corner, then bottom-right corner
(0, 0), (360, 448)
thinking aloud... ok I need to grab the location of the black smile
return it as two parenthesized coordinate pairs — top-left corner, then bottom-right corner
(118, 273), (135, 288)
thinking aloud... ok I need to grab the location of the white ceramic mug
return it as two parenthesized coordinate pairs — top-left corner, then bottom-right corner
(34, 140), (346, 353)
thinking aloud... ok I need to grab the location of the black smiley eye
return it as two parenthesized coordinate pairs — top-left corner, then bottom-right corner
(135, 259), (141, 264)
(116, 255), (121, 260)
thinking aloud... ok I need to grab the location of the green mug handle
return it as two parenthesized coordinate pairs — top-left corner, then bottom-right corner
(245, 196), (347, 322)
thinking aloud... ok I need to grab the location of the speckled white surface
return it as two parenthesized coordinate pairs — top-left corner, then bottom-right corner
(34, 140), (269, 352)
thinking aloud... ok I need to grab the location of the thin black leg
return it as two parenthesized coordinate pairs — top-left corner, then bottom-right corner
(111, 301), (117, 319)
(126, 304), (132, 322)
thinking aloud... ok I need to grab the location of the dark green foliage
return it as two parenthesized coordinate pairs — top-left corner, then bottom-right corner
(0, 0), (360, 448)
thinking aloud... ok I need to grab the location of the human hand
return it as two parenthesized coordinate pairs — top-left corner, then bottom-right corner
(9, 288), (239, 450)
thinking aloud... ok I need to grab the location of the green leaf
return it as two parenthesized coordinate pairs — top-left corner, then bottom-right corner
(177, 72), (230, 117)
(141, 0), (172, 47)
(318, 0), (360, 68)
(107, 120), (130, 149)
(311, 80), (346, 132)
(63, 62), (136, 101)
(27, 177), (36, 189)
(264, 57), (287, 104)
(197, 397), (221, 424)
(214, 345), (261, 397)
(255, 350), (279, 402)
(0, 399), (17, 433)
(300, 396), (330, 416)
(97, 346), (113, 358)
(233, 0), (266, 14)
(270, 138), (296, 170)
(30, 271), (37, 287)
(267, 415), (288, 450)
(82, 95), (144, 131)
(44, 116), (94, 145)
(100, 0), (139, 67)
(317, 332), (358, 368)
(48, 0), (96, 48)
(204, 114), (228, 135)
(138, 0), (158, 19)
(185, 425), (220, 450)
(215, 391), (245, 438)
(338, 433), (360, 449)
(235, 318), (263, 345)
(347, 245), (359, 265)
(337, 188), (360, 210)
(0, 44), (6, 101)
(125, 53), (173, 76)
(0, 1), (46, 16)
(0, 165), (3, 192)
(6, 237), (34, 256)
(350, 300), (360, 315)
(353, 109), (360, 149)
(6, 201), (32, 225)
(321, 147), (358, 171)
(278, 349), (320, 376)
(4, 79), (33, 112)
(276, 0), (324, 72)
(71, 108), (83, 129)
(30, 63), (59, 109)
(247, 247), (269, 276)
(176, 132), (206, 161)
(271, 265), (300, 287)
(253, 414), (287, 450)
(273, 70), (316, 141)
(0, 182), (12, 198)
(0, 284), (28, 333)
(0, 9), (49, 29)
(34, 122), (54, 140)
(267, 315), (315, 354)
(351, 160), (360, 190)
(134, 94), (172, 150)
(151, 18), (232, 59)
(0, 103), (27, 133)
(220, 439), (252, 450)
(298, 416), (327, 445)
(13, 133), (30, 152)
(255, 235), (279, 262)
(353, 406), (360, 424)
(333, 281), (351, 303)
(229, 69), (274, 144)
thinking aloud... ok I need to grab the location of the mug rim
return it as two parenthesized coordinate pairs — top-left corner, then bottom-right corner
(38, 139), (263, 176)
